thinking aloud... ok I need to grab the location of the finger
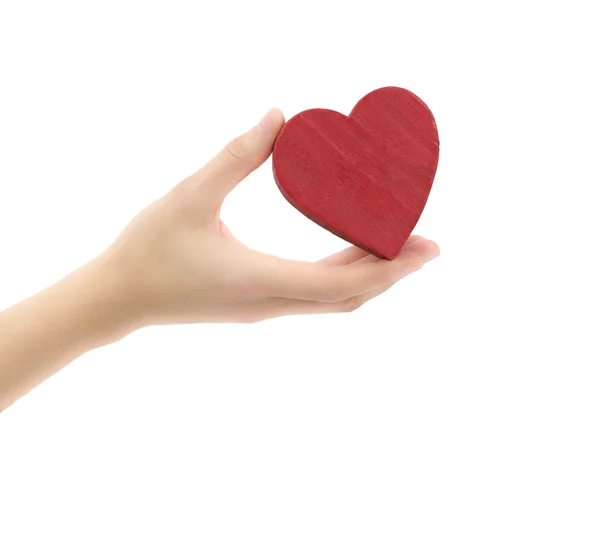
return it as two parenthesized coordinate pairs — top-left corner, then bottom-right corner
(348, 238), (431, 267)
(255, 239), (438, 319)
(181, 108), (285, 211)
(317, 246), (370, 266)
(400, 236), (440, 261)
(264, 237), (438, 302)
(246, 238), (439, 321)
(316, 235), (426, 266)
(404, 234), (426, 246)
(251, 276), (397, 321)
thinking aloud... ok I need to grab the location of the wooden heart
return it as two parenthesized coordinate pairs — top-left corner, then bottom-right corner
(272, 87), (439, 259)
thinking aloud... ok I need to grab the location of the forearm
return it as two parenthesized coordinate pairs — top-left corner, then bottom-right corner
(0, 255), (135, 411)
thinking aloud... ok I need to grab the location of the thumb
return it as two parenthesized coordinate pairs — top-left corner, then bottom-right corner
(191, 108), (285, 210)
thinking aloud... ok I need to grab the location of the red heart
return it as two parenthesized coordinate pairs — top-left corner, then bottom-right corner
(272, 87), (439, 259)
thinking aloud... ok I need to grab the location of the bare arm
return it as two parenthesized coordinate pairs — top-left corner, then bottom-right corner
(0, 256), (134, 410)
(0, 109), (439, 412)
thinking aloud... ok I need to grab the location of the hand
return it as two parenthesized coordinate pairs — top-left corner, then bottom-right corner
(0, 109), (439, 410)
(102, 109), (440, 329)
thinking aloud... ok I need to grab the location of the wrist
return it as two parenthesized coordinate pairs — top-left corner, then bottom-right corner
(72, 253), (142, 347)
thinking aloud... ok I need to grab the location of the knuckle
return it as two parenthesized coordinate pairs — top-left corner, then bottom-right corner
(223, 136), (255, 166)
(404, 252), (425, 272)
(378, 263), (399, 284)
(323, 282), (346, 303)
(393, 253), (424, 279)
(341, 296), (364, 313)
(320, 272), (350, 302)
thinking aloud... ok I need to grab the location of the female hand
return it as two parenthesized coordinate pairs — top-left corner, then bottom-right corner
(0, 108), (439, 410)
(103, 109), (440, 329)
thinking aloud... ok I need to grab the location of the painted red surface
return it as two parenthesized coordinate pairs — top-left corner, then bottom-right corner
(272, 87), (439, 259)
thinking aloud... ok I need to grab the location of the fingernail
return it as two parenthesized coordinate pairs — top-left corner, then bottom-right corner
(258, 110), (274, 135)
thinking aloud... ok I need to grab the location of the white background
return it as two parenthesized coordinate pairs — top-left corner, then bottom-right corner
(1, 1), (599, 552)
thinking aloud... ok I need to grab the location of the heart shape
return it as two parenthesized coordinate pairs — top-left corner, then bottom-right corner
(272, 87), (440, 259)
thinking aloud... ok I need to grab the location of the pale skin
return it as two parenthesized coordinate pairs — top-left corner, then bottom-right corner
(0, 109), (440, 412)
